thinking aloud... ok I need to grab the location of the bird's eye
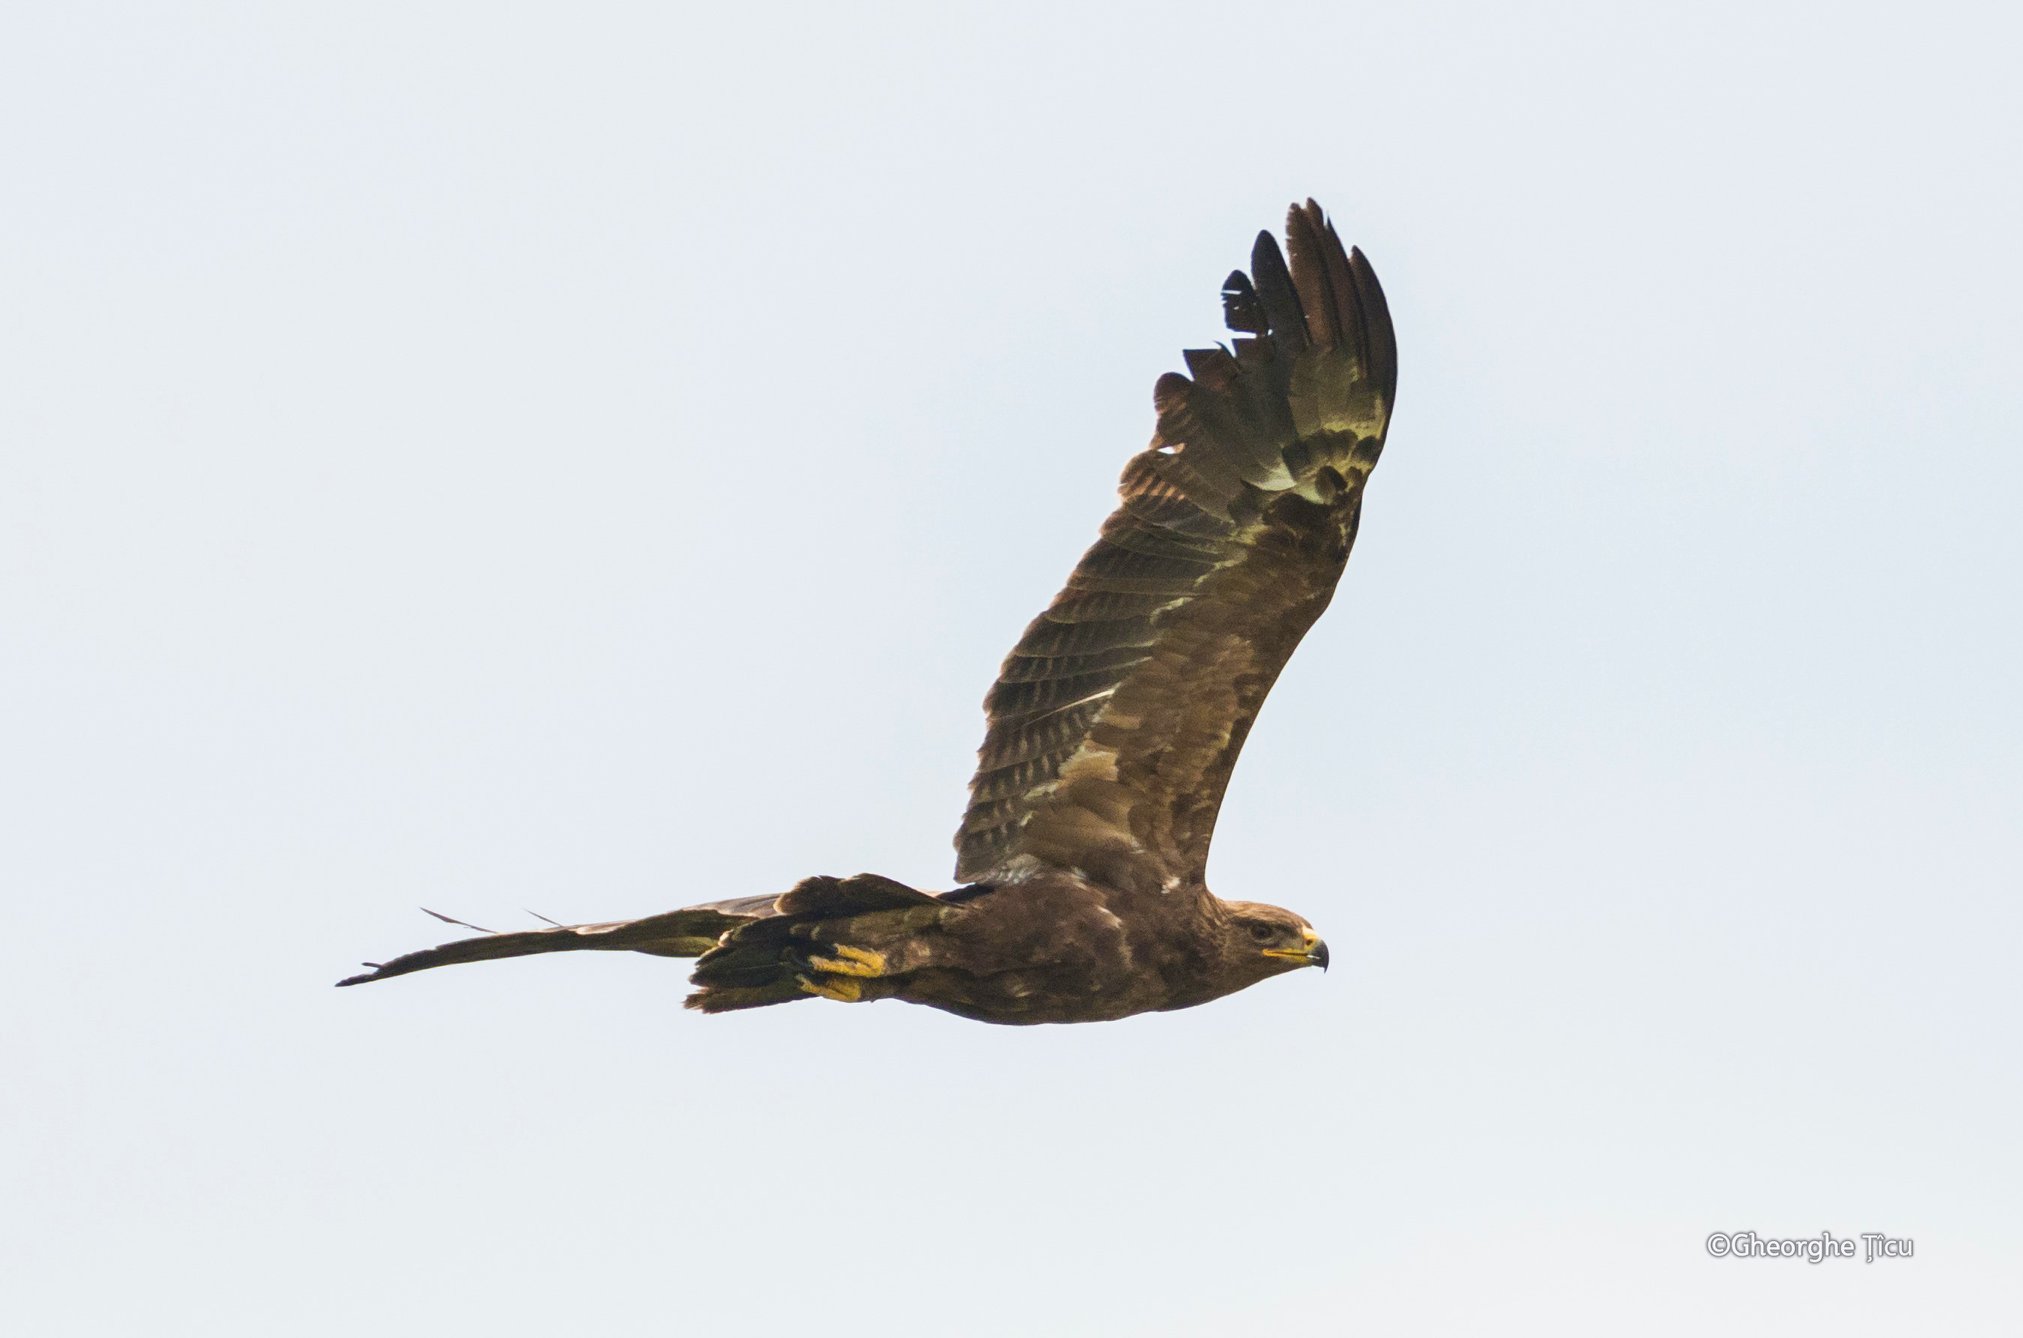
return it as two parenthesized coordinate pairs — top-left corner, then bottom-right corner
(1247, 923), (1276, 943)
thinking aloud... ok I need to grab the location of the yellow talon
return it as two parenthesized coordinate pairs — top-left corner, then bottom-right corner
(796, 974), (863, 1003)
(806, 944), (887, 978)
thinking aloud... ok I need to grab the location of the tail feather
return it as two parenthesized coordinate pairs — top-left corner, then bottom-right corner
(337, 875), (945, 1015)
(335, 895), (777, 987)
(682, 979), (809, 1014)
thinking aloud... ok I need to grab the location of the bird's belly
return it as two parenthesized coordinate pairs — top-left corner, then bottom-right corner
(891, 878), (1176, 1024)
(895, 956), (1160, 1026)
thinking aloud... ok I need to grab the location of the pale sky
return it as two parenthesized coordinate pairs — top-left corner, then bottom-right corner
(4, 2), (2020, 1334)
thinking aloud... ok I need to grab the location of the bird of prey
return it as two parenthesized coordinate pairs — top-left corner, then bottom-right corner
(340, 200), (1397, 1024)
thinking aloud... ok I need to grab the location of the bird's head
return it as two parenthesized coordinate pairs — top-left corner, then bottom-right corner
(1219, 899), (1329, 988)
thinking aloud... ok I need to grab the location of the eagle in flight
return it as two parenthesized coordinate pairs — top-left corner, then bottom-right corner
(340, 200), (1397, 1024)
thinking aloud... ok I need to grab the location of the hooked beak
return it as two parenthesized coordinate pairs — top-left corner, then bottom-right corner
(1263, 927), (1330, 972)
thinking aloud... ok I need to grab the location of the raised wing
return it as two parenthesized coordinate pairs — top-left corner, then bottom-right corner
(955, 201), (1397, 888)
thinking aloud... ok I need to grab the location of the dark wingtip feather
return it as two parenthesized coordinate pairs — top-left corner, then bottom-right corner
(1282, 200), (1341, 350)
(1283, 200), (1398, 412)
(1248, 228), (1307, 360)
(1221, 269), (1267, 334)
(1346, 245), (1397, 408)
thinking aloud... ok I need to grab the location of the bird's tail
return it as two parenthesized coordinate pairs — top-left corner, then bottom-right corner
(334, 895), (778, 988)
(337, 874), (945, 1014)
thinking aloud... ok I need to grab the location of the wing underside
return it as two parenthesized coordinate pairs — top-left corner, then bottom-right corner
(955, 201), (1397, 888)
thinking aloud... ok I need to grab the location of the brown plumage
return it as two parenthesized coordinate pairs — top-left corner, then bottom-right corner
(339, 200), (1396, 1024)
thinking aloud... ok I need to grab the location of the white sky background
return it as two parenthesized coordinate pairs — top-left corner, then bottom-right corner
(4, 1), (2019, 1333)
